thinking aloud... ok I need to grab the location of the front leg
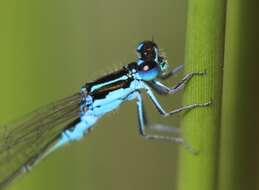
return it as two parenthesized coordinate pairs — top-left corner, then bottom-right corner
(148, 71), (205, 95)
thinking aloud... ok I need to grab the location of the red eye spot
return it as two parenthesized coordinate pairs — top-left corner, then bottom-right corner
(143, 65), (149, 71)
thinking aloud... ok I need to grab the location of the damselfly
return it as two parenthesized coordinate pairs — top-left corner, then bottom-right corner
(0, 40), (210, 188)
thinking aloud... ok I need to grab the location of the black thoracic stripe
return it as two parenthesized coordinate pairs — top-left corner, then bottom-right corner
(83, 64), (139, 100)
(91, 78), (133, 100)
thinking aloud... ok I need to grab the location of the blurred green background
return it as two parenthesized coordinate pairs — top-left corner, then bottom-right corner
(0, 0), (187, 190)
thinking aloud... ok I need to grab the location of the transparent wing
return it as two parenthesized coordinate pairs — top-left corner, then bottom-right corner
(0, 93), (82, 188)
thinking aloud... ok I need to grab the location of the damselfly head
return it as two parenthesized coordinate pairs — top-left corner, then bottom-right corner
(136, 41), (159, 61)
(135, 41), (170, 81)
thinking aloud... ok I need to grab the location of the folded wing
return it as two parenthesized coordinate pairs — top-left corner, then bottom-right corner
(0, 93), (82, 188)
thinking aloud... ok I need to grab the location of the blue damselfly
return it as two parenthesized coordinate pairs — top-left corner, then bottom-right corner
(0, 41), (210, 188)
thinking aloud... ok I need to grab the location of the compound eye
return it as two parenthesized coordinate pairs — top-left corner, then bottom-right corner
(137, 60), (159, 81)
(136, 41), (159, 61)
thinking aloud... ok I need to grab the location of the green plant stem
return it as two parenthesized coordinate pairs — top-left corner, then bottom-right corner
(177, 0), (226, 189)
(218, 0), (259, 190)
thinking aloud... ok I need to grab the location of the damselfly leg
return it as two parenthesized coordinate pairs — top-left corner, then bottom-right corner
(137, 81), (210, 153)
(144, 84), (210, 117)
(149, 70), (206, 95)
(135, 91), (207, 154)
(136, 91), (182, 140)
